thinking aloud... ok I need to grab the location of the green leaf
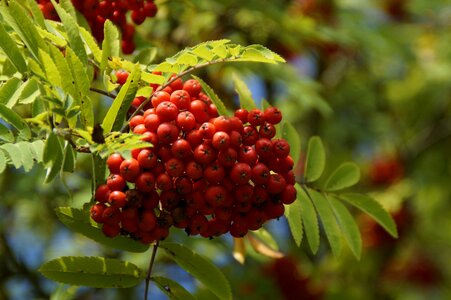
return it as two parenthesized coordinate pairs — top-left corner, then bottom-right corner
(55, 207), (150, 253)
(51, 0), (87, 64)
(43, 132), (62, 165)
(44, 135), (64, 183)
(308, 189), (342, 257)
(325, 162), (360, 191)
(0, 143), (22, 169)
(162, 242), (232, 300)
(93, 132), (152, 158)
(0, 150), (6, 173)
(296, 184), (319, 253)
(237, 45), (286, 64)
(132, 47), (157, 65)
(66, 47), (90, 97)
(0, 23), (28, 74)
(30, 140), (45, 162)
(152, 276), (196, 300)
(39, 49), (61, 88)
(48, 45), (77, 97)
(0, 77), (23, 108)
(191, 75), (229, 116)
(250, 228), (279, 251)
(91, 154), (106, 198)
(304, 136), (325, 182)
(59, 0), (77, 19)
(26, 0), (46, 28)
(62, 141), (76, 173)
(340, 193), (398, 238)
(141, 72), (166, 85)
(0, 123), (14, 143)
(329, 196), (362, 259)
(285, 197), (303, 247)
(102, 65), (141, 133)
(0, 103), (31, 140)
(232, 73), (255, 110)
(100, 20), (120, 72)
(38, 256), (143, 288)
(79, 26), (102, 64)
(0, 1), (48, 60)
(282, 122), (301, 165)
(16, 141), (35, 172)
(19, 78), (41, 104)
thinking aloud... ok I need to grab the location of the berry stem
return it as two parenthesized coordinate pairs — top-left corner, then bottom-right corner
(90, 87), (117, 99)
(144, 241), (160, 300)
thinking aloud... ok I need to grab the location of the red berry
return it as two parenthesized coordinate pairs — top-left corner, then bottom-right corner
(107, 174), (127, 191)
(247, 109), (265, 126)
(170, 90), (191, 110)
(120, 158), (141, 182)
(264, 107), (282, 124)
(135, 172), (156, 192)
(230, 163), (252, 185)
(116, 70), (129, 85)
(156, 101), (178, 122)
(212, 131), (230, 150)
(137, 148), (157, 169)
(95, 184), (111, 203)
(109, 191), (127, 207)
(90, 204), (106, 223)
(102, 223), (121, 237)
(183, 79), (202, 97)
(107, 153), (124, 174)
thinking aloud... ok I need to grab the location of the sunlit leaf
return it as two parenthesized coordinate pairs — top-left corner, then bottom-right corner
(102, 65), (141, 133)
(100, 20), (120, 72)
(0, 23), (28, 74)
(51, 0), (87, 64)
(0, 103), (31, 140)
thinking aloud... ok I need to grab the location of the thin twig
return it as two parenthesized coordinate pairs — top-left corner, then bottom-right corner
(144, 241), (160, 300)
(90, 87), (116, 99)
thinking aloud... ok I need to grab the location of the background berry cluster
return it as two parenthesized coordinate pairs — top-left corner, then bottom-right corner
(37, 0), (157, 54)
(90, 74), (297, 244)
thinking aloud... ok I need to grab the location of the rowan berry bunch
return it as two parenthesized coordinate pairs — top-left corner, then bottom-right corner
(90, 75), (297, 244)
(37, 0), (158, 54)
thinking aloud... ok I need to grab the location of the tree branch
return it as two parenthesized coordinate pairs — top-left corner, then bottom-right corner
(90, 87), (116, 99)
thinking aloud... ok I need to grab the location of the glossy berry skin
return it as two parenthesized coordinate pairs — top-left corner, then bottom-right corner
(230, 163), (252, 185)
(170, 90), (191, 110)
(263, 107), (282, 124)
(116, 70), (129, 85)
(109, 191), (127, 208)
(95, 184), (111, 203)
(120, 158), (141, 182)
(183, 79), (202, 97)
(90, 204), (106, 223)
(107, 174), (127, 191)
(107, 153), (124, 174)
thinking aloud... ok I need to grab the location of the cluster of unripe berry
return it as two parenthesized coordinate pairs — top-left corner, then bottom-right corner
(37, 0), (157, 54)
(90, 75), (297, 244)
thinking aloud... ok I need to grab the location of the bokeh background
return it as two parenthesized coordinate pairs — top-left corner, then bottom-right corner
(1, 0), (450, 299)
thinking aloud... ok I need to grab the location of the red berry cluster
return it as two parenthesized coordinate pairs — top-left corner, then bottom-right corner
(37, 0), (158, 54)
(90, 76), (297, 244)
